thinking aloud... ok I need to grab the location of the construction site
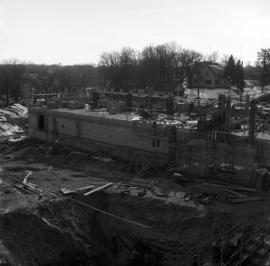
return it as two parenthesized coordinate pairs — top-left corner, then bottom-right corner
(1, 89), (270, 266)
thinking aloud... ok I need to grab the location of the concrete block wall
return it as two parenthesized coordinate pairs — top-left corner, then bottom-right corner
(55, 117), (77, 136)
(28, 109), (48, 141)
(28, 107), (170, 158)
(28, 107), (270, 188)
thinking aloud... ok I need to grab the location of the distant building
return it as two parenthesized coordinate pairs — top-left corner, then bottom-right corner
(192, 62), (228, 89)
(153, 81), (185, 97)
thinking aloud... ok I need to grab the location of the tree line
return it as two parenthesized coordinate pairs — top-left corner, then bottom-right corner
(257, 48), (270, 91)
(99, 43), (202, 91)
(0, 45), (269, 106)
(0, 62), (97, 105)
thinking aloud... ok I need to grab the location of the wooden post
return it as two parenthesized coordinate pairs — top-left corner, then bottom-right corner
(249, 100), (256, 147)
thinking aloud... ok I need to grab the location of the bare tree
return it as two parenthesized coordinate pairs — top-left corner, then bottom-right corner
(99, 48), (137, 91)
(98, 43), (202, 91)
(179, 49), (202, 86)
(220, 54), (230, 65)
(0, 60), (26, 106)
(204, 51), (219, 62)
(27, 68), (56, 94)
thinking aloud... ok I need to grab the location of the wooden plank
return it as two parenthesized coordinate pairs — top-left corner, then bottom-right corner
(23, 171), (33, 184)
(84, 183), (113, 196)
(224, 188), (246, 198)
(76, 185), (94, 191)
(12, 178), (41, 194)
(69, 197), (152, 229)
(203, 182), (257, 192)
(229, 197), (263, 203)
(225, 222), (242, 235)
(60, 188), (75, 195)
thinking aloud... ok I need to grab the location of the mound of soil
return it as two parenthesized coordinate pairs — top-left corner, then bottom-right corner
(0, 191), (236, 266)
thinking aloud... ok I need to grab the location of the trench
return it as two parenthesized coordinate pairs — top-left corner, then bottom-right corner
(0, 191), (223, 266)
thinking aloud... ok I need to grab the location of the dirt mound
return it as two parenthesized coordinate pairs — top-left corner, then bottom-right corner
(0, 191), (236, 266)
(0, 195), (114, 266)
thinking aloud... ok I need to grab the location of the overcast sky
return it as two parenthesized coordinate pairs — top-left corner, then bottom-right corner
(0, 0), (269, 65)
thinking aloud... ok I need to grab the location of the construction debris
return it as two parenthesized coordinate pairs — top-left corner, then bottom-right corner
(67, 196), (153, 229)
(59, 188), (75, 195)
(1, 93), (270, 266)
(223, 188), (246, 198)
(92, 155), (112, 163)
(203, 182), (257, 193)
(228, 196), (263, 203)
(23, 170), (33, 184)
(61, 185), (96, 195)
(75, 185), (95, 191)
(84, 183), (114, 196)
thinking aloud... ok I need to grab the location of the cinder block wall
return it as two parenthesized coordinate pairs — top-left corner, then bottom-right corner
(28, 108), (170, 160)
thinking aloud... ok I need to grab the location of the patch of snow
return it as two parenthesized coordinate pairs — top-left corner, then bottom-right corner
(0, 123), (23, 136)
(0, 103), (27, 140)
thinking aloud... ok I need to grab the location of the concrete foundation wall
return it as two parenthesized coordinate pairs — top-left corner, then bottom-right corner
(29, 107), (270, 188)
(80, 121), (168, 153)
(29, 128), (167, 166)
(185, 139), (270, 188)
(55, 117), (77, 136)
(28, 108), (169, 163)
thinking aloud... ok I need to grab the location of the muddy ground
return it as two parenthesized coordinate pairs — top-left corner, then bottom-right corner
(1, 140), (270, 265)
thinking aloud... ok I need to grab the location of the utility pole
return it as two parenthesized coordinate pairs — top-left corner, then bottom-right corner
(82, 73), (86, 97)
(193, 63), (201, 112)
(197, 69), (200, 111)
(225, 96), (231, 130)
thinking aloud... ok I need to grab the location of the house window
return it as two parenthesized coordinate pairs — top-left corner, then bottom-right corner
(205, 80), (212, 85)
(206, 71), (209, 76)
(215, 80), (220, 85)
(38, 114), (45, 131)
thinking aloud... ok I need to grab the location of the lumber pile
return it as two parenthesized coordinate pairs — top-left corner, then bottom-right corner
(202, 182), (263, 204)
(60, 183), (113, 197)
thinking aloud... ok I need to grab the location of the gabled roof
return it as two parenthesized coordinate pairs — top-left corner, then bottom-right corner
(204, 62), (225, 77)
(208, 64), (224, 71)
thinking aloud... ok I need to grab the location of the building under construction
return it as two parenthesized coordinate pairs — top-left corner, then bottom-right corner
(2, 91), (270, 266)
(28, 91), (270, 190)
(28, 107), (195, 166)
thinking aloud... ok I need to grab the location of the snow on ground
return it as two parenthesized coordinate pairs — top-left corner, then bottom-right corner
(242, 87), (264, 99)
(185, 88), (239, 101)
(6, 103), (28, 118)
(185, 86), (266, 102)
(233, 130), (270, 141)
(155, 113), (198, 129)
(0, 123), (23, 137)
(0, 103), (28, 139)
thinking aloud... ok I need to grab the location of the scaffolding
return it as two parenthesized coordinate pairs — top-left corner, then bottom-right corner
(205, 130), (237, 182)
